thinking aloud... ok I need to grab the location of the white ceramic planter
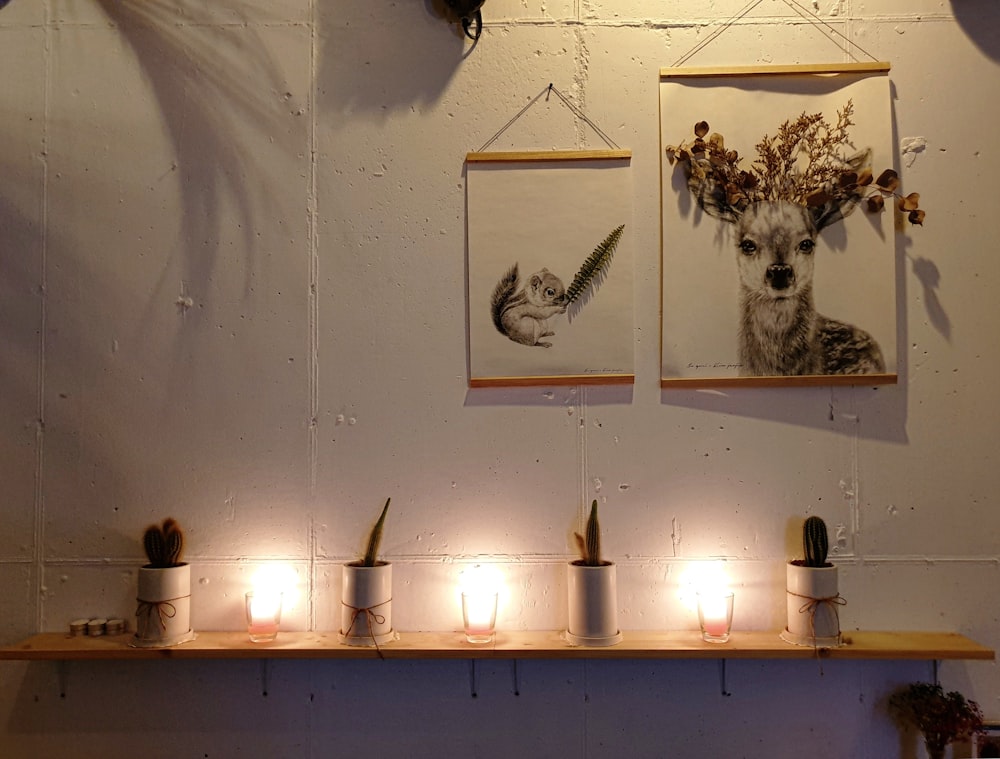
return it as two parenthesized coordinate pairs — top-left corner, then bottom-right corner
(132, 563), (195, 648)
(565, 561), (623, 647)
(339, 562), (395, 646)
(780, 562), (842, 647)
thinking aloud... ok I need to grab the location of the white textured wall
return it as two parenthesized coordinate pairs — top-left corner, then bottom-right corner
(1, 1), (998, 757)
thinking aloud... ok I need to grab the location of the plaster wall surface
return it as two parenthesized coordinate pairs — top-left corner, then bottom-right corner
(0, 1), (998, 757)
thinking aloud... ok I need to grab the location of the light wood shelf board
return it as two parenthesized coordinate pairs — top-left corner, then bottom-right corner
(0, 630), (991, 662)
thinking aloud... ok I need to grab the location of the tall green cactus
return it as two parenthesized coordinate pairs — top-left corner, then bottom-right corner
(803, 515), (829, 568)
(142, 517), (185, 568)
(362, 498), (390, 567)
(574, 500), (603, 566)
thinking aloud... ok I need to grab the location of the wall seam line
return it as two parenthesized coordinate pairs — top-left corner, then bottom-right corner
(32, 0), (54, 635)
(307, 0), (320, 634)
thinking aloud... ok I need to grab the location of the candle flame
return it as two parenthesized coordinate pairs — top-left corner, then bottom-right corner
(250, 564), (299, 612)
(678, 560), (732, 612)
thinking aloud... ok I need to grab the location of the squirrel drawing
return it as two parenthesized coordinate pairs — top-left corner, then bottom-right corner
(490, 263), (568, 347)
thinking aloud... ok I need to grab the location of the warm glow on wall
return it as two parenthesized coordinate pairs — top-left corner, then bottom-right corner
(458, 562), (503, 596)
(678, 560), (732, 613)
(250, 564), (300, 613)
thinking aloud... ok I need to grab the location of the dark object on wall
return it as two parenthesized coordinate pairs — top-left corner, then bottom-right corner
(444, 0), (485, 41)
(0, 1), (12, 9)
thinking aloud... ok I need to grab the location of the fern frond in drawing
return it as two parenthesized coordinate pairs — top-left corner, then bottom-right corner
(567, 224), (625, 316)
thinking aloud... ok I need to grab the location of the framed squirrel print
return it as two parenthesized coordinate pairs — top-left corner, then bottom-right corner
(466, 150), (634, 388)
(659, 64), (905, 388)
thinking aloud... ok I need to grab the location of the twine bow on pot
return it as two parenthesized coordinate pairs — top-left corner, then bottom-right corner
(789, 589), (847, 643)
(135, 594), (188, 633)
(342, 598), (391, 657)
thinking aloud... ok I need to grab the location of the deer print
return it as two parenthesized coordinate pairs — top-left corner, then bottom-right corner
(670, 105), (891, 378)
(723, 198), (885, 376)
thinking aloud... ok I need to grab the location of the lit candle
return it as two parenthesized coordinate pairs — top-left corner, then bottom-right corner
(697, 590), (734, 642)
(701, 596), (729, 636)
(245, 591), (283, 643)
(462, 591), (498, 637)
(459, 564), (501, 643)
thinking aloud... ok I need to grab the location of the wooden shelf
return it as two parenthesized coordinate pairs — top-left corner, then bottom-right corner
(0, 630), (992, 662)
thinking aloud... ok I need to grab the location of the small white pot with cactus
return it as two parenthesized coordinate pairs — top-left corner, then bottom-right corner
(565, 501), (622, 647)
(131, 517), (196, 648)
(781, 515), (843, 647)
(339, 498), (395, 647)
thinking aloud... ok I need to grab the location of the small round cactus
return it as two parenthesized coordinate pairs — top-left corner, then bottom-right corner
(803, 515), (829, 568)
(142, 517), (185, 568)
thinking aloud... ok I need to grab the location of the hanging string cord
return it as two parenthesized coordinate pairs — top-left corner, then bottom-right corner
(672, 0), (766, 67)
(782, 0), (880, 62)
(477, 86), (551, 152)
(547, 84), (620, 150)
(671, 0), (879, 68)
(477, 83), (620, 152)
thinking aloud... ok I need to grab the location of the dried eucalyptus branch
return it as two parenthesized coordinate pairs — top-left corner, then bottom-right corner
(665, 100), (925, 225)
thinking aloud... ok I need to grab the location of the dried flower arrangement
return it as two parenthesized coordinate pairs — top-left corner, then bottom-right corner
(890, 682), (985, 759)
(665, 100), (924, 225)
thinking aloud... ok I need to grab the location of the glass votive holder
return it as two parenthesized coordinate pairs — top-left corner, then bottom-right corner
(461, 591), (498, 644)
(245, 591), (283, 643)
(697, 590), (734, 643)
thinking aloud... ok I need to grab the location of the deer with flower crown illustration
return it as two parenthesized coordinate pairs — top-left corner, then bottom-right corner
(666, 101), (922, 377)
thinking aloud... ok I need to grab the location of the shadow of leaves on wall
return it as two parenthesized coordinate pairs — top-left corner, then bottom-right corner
(909, 256), (951, 342)
(93, 0), (299, 302)
(65, 0), (314, 519)
(0, 167), (41, 498)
